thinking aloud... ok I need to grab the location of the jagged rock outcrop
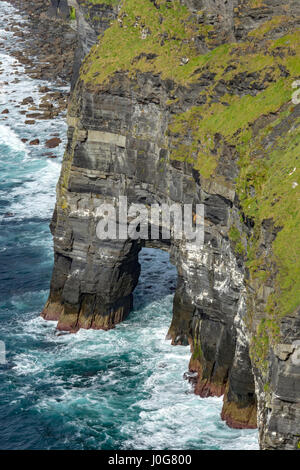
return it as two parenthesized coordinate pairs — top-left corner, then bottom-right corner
(7, 0), (76, 84)
(42, 0), (300, 449)
(47, 0), (70, 19)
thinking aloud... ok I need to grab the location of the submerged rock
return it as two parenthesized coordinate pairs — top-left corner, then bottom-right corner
(29, 138), (39, 145)
(45, 137), (61, 148)
(21, 96), (34, 106)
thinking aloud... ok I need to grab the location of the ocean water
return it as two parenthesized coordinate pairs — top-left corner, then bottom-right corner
(0, 2), (259, 450)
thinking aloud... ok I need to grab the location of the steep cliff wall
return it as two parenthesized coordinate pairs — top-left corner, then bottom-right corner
(42, 0), (300, 449)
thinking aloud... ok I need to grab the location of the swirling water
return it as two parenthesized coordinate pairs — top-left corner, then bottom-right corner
(0, 1), (258, 450)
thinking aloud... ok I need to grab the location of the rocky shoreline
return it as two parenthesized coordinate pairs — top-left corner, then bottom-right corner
(6, 0), (76, 83)
(1, 0), (76, 136)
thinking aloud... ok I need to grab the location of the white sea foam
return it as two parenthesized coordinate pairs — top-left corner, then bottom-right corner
(0, 124), (27, 154)
(7, 160), (61, 220)
(10, 282), (258, 450)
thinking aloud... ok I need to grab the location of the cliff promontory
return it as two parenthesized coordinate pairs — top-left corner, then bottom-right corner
(41, 0), (300, 449)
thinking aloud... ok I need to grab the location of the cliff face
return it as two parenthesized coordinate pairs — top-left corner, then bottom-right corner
(42, 0), (300, 449)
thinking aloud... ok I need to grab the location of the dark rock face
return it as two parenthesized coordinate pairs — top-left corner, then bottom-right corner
(42, 0), (300, 450)
(70, 0), (121, 88)
(260, 338), (300, 448)
(47, 0), (70, 19)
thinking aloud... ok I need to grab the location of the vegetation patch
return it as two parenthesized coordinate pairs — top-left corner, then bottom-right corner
(80, 0), (213, 86)
(192, 339), (203, 361)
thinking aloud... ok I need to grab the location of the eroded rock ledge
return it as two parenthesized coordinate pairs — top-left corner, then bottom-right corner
(41, 0), (300, 449)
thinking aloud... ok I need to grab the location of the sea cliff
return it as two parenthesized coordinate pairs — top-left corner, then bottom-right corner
(20, 0), (300, 449)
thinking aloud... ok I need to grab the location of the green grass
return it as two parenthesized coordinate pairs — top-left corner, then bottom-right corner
(248, 16), (288, 39)
(80, 0), (207, 85)
(245, 123), (300, 317)
(168, 78), (294, 176)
